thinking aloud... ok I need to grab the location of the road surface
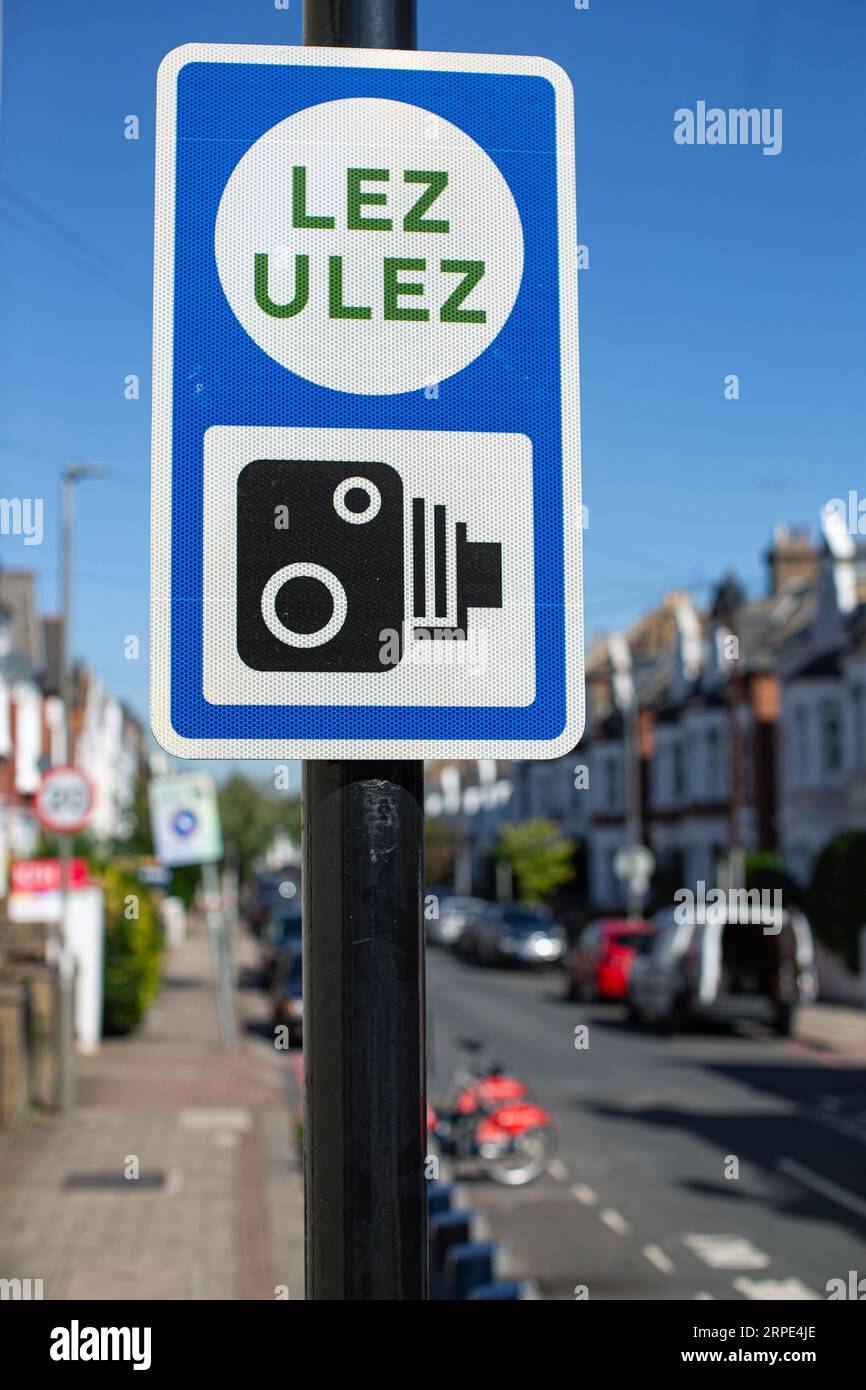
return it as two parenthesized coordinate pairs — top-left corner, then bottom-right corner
(426, 947), (866, 1301)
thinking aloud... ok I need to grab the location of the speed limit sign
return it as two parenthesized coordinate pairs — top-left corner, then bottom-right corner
(34, 765), (94, 835)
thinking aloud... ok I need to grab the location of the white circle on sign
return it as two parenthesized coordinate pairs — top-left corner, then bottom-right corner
(261, 562), (348, 648)
(215, 97), (524, 395)
(333, 476), (382, 524)
(35, 765), (94, 835)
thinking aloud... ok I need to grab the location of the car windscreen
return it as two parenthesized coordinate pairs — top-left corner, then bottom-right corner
(502, 910), (553, 934)
(280, 954), (302, 991)
(612, 932), (655, 951)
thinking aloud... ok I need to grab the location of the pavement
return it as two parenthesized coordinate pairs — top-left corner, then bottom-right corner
(0, 921), (305, 1301)
(793, 1002), (866, 1060)
(427, 948), (866, 1301)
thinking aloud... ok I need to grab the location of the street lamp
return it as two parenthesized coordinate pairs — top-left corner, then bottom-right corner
(55, 461), (107, 1109)
(59, 462), (108, 758)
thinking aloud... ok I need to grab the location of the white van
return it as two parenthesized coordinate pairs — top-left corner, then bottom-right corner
(628, 901), (817, 1036)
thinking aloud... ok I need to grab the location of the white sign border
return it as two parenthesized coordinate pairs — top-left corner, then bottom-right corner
(151, 42), (583, 761)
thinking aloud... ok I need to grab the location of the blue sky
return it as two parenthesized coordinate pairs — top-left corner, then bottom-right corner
(1, 0), (864, 767)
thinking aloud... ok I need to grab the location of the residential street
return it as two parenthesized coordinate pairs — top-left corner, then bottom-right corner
(427, 947), (866, 1301)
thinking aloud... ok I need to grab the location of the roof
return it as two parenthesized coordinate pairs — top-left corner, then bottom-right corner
(785, 648), (843, 681)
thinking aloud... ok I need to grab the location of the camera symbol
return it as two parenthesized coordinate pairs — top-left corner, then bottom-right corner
(236, 459), (502, 673)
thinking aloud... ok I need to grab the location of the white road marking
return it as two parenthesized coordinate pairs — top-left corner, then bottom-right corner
(599, 1207), (631, 1236)
(733, 1276), (820, 1301)
(777, 1156), (866, 1221)
(570, 1182), (598, 1207)
(683, 1234), (770, 1270)
(643, 1244), (674, 1274)
(692, 1292), (715, 1301)
(548, 1158), (570, 1182)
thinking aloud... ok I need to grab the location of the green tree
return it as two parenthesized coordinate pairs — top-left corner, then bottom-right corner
(809, 831), (866, 970)
(745, 851), (805, 909)
(99, 862), (162, 1035)
(217, 772), (300, 882)
(424, 817), (459, 887)
(494, 819), (576, 906)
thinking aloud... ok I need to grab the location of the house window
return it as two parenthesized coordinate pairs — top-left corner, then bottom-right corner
(853, 684), (866, 772)
(672, 742), (685, 800)
(706, 727), (722, 796)
(605, 755), (619, 811)
(819, 700), (843, 776)
(651, 750), (665, 807)
(792, 706), (809, 784)
(739, 728), (752, 801)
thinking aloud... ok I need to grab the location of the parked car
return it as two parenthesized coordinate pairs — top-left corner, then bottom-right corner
(462, 905), (567, 968)
(564, 918), (657, 1001)
(245, 869), (301, 936)
(427, 896), (491, 947)
(628, 902), (817, 1035)
(259, 904), (303, 989)
(272, 948), (303, 1047)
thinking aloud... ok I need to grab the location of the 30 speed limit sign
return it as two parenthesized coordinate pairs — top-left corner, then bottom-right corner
(34, 765), (95, 835)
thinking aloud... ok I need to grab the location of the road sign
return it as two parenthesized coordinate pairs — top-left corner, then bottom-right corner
(148, 772), (224, 867)
(34, 766), (94, 835)
(613, 845), (656, 887)
(152, 43), (582, 760)
(10, 858), (89, 894)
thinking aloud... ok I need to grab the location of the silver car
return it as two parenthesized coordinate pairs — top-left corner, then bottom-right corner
(426, 896), (492, 947)
(472, 905), (567, 967)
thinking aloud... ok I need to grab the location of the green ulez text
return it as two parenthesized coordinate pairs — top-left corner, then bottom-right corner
(254, 167), (487, 324)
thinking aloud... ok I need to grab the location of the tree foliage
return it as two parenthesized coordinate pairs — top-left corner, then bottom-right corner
(745, 851), (805, 909)
(424, 817), (460, 887)
(217, 772), (300, 882)
(99, 862), (162, 1036)
(808, 831), (866, 970)
(494, 818), (576, 906)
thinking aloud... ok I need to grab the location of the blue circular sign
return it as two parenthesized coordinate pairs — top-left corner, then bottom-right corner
(171, 808), (198, 838)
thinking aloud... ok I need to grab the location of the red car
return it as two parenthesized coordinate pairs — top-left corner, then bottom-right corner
(565, 919), (657, 1001)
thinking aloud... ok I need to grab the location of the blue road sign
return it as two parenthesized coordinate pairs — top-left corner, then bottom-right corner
(151, 44), (583, 760)
(171, 809), (198, 838)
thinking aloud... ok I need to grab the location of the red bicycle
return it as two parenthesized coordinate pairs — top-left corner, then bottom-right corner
(428, 1038), (556, 1186)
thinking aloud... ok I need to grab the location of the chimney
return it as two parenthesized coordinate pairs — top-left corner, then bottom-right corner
(765, 524), (817, 595)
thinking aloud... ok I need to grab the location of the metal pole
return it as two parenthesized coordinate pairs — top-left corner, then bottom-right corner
(57, 474), (75, 1109)
(302, 0), (426, 1304)
(304, 0), (415, 47)
(717, 595), (745, 892)
(202, 860), (236, 1047)
(302, 761), (426, 1300)
(624, 699), (643, 920)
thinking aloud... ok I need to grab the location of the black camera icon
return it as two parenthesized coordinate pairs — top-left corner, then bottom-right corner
(236, 459), (502, 673)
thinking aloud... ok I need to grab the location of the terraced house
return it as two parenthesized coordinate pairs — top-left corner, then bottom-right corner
(426, 518), (866, 919)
